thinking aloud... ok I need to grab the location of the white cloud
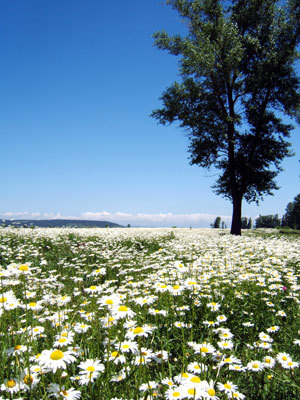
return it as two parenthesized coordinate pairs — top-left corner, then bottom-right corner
(0, 210), (232, 227)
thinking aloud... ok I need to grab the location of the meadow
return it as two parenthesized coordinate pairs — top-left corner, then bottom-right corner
(0, 227), (299, 400)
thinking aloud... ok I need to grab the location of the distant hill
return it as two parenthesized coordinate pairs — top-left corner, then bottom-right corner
(0, 219), (124, 228)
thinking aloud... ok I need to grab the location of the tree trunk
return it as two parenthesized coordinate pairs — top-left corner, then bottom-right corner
(230, 195), (242, 235)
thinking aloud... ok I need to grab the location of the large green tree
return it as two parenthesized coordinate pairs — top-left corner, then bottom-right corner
(151, 0), (300, 235)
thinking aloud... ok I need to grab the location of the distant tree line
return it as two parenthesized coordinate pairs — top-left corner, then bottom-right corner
(211, 193), (300, 230)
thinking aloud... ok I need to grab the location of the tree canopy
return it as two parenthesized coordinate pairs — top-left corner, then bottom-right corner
(151, 0), (300, 235)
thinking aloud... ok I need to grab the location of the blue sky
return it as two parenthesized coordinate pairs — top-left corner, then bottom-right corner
(1, 0), (299, 227)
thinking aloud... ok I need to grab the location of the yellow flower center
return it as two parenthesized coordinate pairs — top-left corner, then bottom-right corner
(133, 327), (144, 334)
(87, 366), (95, 372)
(19, 264), (29, 271)
(224, 383), (231, 389)
(14, 345), (22, 350)
(118, 305), (128, 312)
(29, 302), (37, 307)
(182, 372), (189, 378)
(224, 358), (232, 363)
(252, 363), (259, 369)
(58, 338), (67, 343)
(7, 379), (16, 388)
(0, 296), (7, 303)
(172, 392), (180, 398)
(190, 376), (201, 383)
(89, 286), (96, 290)
(207, 388), (216, 396)
(200, 346), (209, 353)
(188, 388), (196, 395)
(23, 375), (33, 385)
(105, 299), (113, 304)
(111, 351), (119, 357)
(50, 350), (64, 360)
(173, 285), (180, 289)
(122, 344), (130, 349)
(282, 356), (288, 361)
(62, 390), (69, 396)
(62, 332), (68, 337)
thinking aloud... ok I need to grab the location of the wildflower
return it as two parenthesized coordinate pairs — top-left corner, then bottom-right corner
(217, 381), (238, 394)
(258, 332), (273, 342)
(230, 391), (246, 399)
(193, 342), (216, 357)
(113, 304), (135, 319)
(48, 383), (81, 399)
(218, 340), (234, 350)
(21, 371), (40, 389)
(267, 325), (280, 333)
(281, 360), (299, 369)
(0, 378), (24, 394)
(78, 359), (104, 383)
(139, 381), (158, 391)
(165, 386), (185, 399)
(73, 322), (90, 333)
(126, 324), (154, 340)
(276, 352), (292, 365)
(263, 356), (276, 368)
(202, 380), (219, 399)
(109, 351), (126, 364)
(161, 377), (175, 387)
(119, 340), (138, 354)
(39, 349), (76, 373)
(6, 344), (28, 356)
(207, 301), (220, 311)
(153, 350), (168, 363)
(246, 360), (264, 372)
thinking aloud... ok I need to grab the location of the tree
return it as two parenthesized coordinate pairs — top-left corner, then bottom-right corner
(212, 216), (221, 228)
(282, 194), (300, 229)
(151, 0), (300, 235)
(255, 214), (281, 228)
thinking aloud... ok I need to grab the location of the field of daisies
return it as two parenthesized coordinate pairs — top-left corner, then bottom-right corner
(0, 227), (299, 400)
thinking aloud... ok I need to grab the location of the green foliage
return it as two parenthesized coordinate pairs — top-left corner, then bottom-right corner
(255, 214), (281, 228)
(282, 193), (300, 229)
(152, 0), (300, 235)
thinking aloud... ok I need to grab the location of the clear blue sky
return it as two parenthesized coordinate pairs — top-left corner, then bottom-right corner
(1, 0), (299, 227)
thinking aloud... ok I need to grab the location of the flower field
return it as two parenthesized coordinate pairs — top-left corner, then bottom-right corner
(0, 227), (299, 400)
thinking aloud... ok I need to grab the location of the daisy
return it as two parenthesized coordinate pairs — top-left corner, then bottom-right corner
(193, 342), (216, 357)
(139, 381), (158, 391)
(217, 381), (238, 394)
(0, 378), (24, 395)
(126, 324), (154, 340)
(230, 391), (246, 399)
(48, 383), (81, 399)
(276, 352), (292, 365)
(0, 291), (18, 310)
(21, 372), (40, 389)
(108, 351), (126, 364)
(201, 380), (219, 399)
(218, 340), (234, 350)
(73, 322), (90, 333)
(267, 325), (280, 333)
(39, 349), (76, 373)
(153, 350), (168, 363)
(113, 304), (135, 319)
(246, 360), (264, 372)
(161, 377), (175, 387)
(187, 362), (207, 374)
(263, 356), (276, 368)
(78, 359), (104, 383)
(98, 294), (120, 308)
(119, 340), (138, 354)
(165, 386), (185, 399)
(6, 344), (28, 356)
(281, 360), (299, 369)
